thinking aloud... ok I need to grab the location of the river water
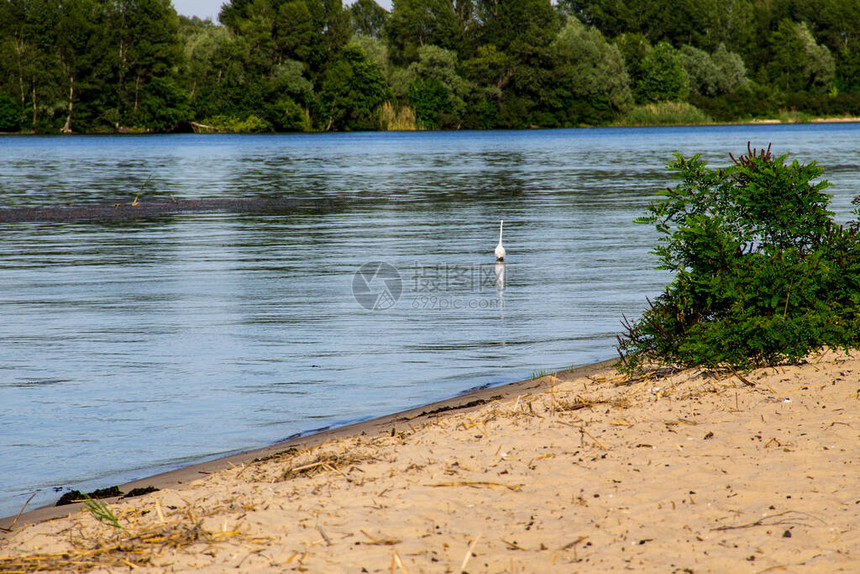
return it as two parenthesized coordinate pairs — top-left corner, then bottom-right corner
(1, 124), (858, 517)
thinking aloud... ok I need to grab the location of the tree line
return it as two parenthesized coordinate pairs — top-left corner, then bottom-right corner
(1, 0), (859, 133)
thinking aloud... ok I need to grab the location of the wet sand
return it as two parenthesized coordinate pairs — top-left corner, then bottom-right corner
(1, 352), (858, 572)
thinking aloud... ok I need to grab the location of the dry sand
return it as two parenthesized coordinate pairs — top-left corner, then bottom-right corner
(1, 351), (858, 573)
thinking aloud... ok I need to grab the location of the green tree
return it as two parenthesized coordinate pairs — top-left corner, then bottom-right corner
(550, 18), (633, 124)
(564, 0), (760, 75)
(711, 44), (749, 95)
(815, 0), (860, 90)
(461, 44), (515, 96)
(385, 0), (460, 65)
(56, 0), (104, 132)
(0, 0), (189, 132)
(560, 0), (702, 46)
(349, 34), (391, 79)
(221, 0), (349, 75)
(403, 44), (469, 128)
(0, 0), (63, 130)
(679, 45), (720, 97)
(139, 76), (190, 130)
(474, 0), (561, 54)
(767, 19), (835, 92)
(835, 46), (860, 92)
(219, 0), (254, 28)
(471, 0), (563, 127)
(635, 41), (689, 103)
(105, 0), (184, 127)
(350, 0), (388, 38)
(613, 32), (651, 87)
(192, 26), (266, 120)
(275, 1), (319, 65)
(204, 0), (351, 127)
(559, 0), (640, 38)
(688, 0), (756, 52)
(222, 0), (278, 74)
(460, 44), (514, 127)
(318, 44), (390, 130)
(264, 59), (313, 130)
(318, 0), (352, 65)
(178, 18), (231, 115)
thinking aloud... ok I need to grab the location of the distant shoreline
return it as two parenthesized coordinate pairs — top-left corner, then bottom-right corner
(2, 116), (859, 137)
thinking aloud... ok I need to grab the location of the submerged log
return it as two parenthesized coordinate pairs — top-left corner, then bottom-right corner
(190, 121), (217, 133)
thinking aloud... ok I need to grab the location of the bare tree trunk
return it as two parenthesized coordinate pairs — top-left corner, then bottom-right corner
(31, 83), (37, 127)
(118, 38), (126, 121)
(61, 77), (74, 134)
(14, 37), (26, 111)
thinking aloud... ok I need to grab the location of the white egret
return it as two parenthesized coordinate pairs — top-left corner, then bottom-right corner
(495, 220), (506, 261)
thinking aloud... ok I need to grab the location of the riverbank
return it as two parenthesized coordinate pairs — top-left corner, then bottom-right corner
(3, 114), (860, 136)
(1, 351), (857, 572)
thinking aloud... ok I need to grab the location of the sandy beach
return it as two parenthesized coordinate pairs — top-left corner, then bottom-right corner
(1, 351), (858, 573)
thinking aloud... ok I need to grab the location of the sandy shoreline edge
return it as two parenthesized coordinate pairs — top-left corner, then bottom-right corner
(1, 352), (856, 573)
(0, 358), (616, 530)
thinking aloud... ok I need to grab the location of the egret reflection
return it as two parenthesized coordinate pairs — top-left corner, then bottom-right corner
(494, 261), (505, 290)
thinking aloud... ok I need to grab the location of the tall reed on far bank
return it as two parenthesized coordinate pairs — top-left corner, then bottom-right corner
(617, 102), (712, 126)
(378, 102), (418, 131)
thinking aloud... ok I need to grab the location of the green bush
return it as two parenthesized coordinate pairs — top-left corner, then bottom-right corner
(408, 78), (450, 129)
(0, 92), (21, 131)
(200, 115), (271, 133)
(618, 144), (860, 373)
(267, 97), (311, 132)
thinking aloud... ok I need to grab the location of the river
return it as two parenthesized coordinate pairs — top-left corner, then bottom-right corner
(1, 123), (858, 517)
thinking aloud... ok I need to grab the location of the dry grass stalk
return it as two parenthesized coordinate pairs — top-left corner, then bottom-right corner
(0, 509), (264, 573)
(579, 427), (607, 450)
(280, 449), (375, 481)
(391, 550), (411, 573)
(459, 531), (483, 573)
(588, 373), (630, 386)
(727, 364), (756, 387)
(429, 481), (523, 492)
(0, 492), (37, 533)
(316, 524), (332, 546)
(360, 529), (401, 545)
(711, 510), (822, 531)
(555, 394), (604, 412)
(561, 535), (588, 550)
(502, 538), (527, 550)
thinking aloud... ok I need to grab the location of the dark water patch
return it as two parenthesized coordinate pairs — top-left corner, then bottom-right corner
(0, 196), (352, 223)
